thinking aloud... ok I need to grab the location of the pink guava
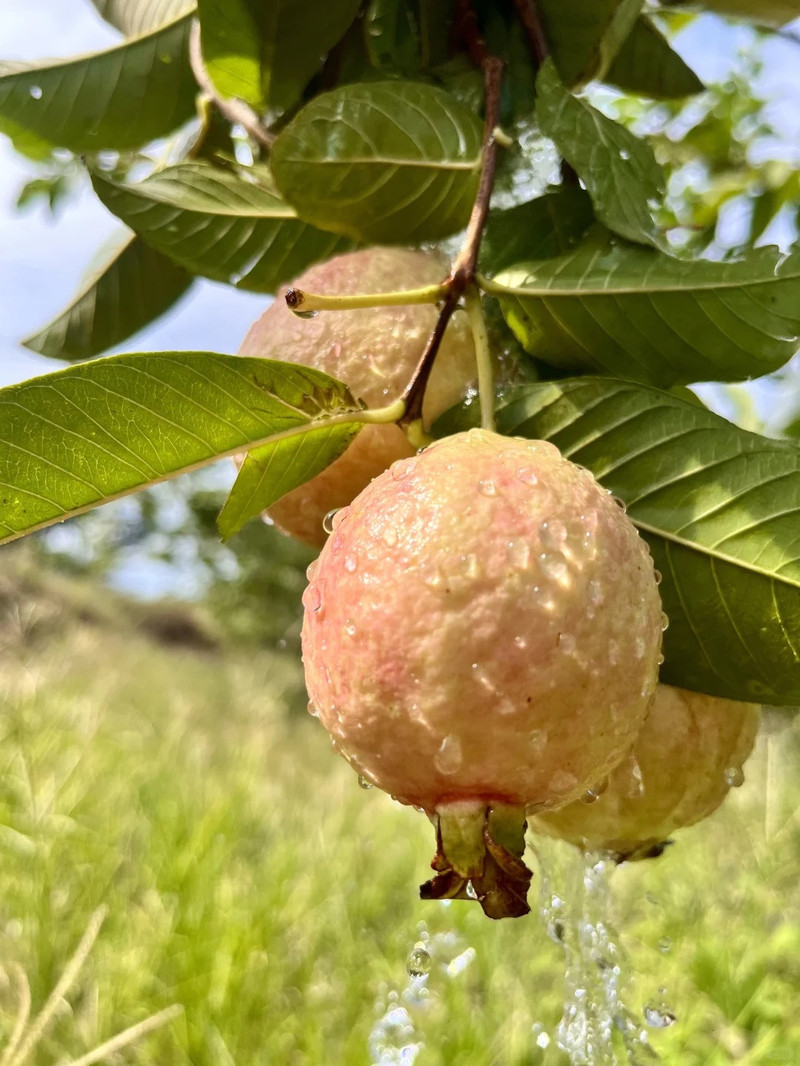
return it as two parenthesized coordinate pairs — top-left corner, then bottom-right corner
(532, 684), (760, 860)
(238, 247), (480, 546)
(301, 429), (664, 917)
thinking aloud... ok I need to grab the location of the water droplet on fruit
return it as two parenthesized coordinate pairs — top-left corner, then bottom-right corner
(724, 765), (745, 788)
(657, 652), (665, 665)
(624, 755), (645, 798)
(540, 552), (568, 582)
(391, 458), (417, 480)
(540, 519), (567, 549)
(406, 944), (431, 977)
(306, 560), (318, 581)
(658, 936), (672, 954)
(507, 539), (531, 570)
(358, 775), (373, 790)
(344, 620), (356, 637)
(654, 569), (663, 585)
(344, 554), (358, 572)
(306, 700), (319, 718)
(478, 478), (497, 496)
(516, 467), (538, 486)
(514, 635), (528, 650)
(643, 1004), (676, 1028)
(660, 612), (669, 631)
(322, 509), (340, 534)
(609, 494), (627, 512)
(580, 786), (603, 805)
(529, 728), (547, 751)
(549, 769), (578, 794)
(557, 632), (577, 655)
(434, 735), (463, 775)
(588, 579), (605, 606)
(303, 584), (322, 612)
(462, 553), (481, 579)
(634, 635), (646, 659)
(382, 528), (397, 547)
(292, 309), (319, 319)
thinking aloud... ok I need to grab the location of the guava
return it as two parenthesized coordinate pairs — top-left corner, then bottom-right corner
(301, 429), (664, 917)
(532, 684), (760, 861)
(238, 247), (479, 547)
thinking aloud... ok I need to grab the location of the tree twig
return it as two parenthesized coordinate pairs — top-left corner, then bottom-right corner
(511, 0), (548, 66)
(188, 20), (274, 151)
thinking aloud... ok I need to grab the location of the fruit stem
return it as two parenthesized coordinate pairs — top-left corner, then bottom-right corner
(464, 285), (496, 432)
(284, 282), (448, 314)
(355, 397), (407, 426)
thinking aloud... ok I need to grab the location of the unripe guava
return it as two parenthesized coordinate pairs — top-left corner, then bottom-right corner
(532, 684), (760, 860)
(301, 429), (664, 917)
(238, 247), (479, 547)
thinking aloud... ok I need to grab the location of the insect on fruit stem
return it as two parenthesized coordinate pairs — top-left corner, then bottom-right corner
(464, 286), (496, 432)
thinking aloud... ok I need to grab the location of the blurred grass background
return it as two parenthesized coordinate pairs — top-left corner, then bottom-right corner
(0, 543), (799, 1065)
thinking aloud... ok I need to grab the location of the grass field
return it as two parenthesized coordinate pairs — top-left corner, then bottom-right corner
(0, 554), (799, 1066)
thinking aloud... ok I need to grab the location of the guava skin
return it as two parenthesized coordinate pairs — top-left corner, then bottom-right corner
(238, 247), (478, 547)
(302, 429), (664, 815)
(532, 684), (760, 859)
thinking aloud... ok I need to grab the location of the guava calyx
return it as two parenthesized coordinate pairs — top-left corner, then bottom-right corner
(419, 801), (532, 920)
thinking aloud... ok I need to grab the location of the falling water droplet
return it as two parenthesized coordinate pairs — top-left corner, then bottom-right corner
(406, 944), (431, 977)
(434, 735), (463, 775)
(643, 1004), (676, 1028)
(724, 766), (745, 788)
(322, 509), (340, 534)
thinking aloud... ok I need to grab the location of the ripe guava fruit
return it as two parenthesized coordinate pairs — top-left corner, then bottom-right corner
(238, 247), (479, 547)
(532, 684), (760, 861)
(301, 429), (664, 917)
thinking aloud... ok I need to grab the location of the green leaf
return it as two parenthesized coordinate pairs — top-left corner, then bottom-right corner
(536, 59), (665, 248)
(479, 186), (595, 276)
(493, 377), (800, 705)
(91, 163), (350, 292)
(364, 0), (453, 74)
(537, 0), (643, 88)
(664, 0), (800, 26)
(217, 423), (362, 540)
(196, 0), (361, 114)
(270, 81), (483, 243)
(22, 235), (194, 362)
(605, 16), (705, 99)
(90, 0), (196, 35)
(0, 16), (197, 157)
(491, 233), (800, 387)
(0, 353), (362, 545)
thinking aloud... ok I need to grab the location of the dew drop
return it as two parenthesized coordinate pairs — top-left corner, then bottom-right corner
(588, 579), (605, 606)
(343, 554), (358, 574)
(292, 308), (319, 319)
(516, 467), (539, 486)
(306, 700), (319, 718)
(406, 944), (431, 977)
(657, 652), (665, 666)
(391, 458), (417, 480)
(303, 583), (322, 612)
(580, 786), (603, 805)
(322, 509), (340, 534)
(660, 612), (670, 632)
(344, 620), (356, 637)
(382, 528), (398, 547)
(724, 765), (745, 788)
(434, 735), (463, 775)
(557, 632), (577, 655)
(305, 560), (318, 581)
(539, 552), (568, 582)
(29, 85), (43, 100)
(529, 728), (547, 752)
(620, 148), (630, 161)
(643, 1004), (676, 1028)
(532, 1025), (551, 1049)
(654, 569), (663, 585)
(514, 634), (528, 650)
(540, 519), (568, 549)
(507, 539), (531, 571)
(358, 774), (373, 790)
(634, 635), (646, 659)
(610, 494), (627, 512)
(462, 553), (481, 579)
(624, 756), (645, 799)
(478, 478), (497, 496)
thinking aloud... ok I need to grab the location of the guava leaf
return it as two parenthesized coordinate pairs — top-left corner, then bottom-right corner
(605, 16), (705, 99)
(537, 0), (642, 87)
(91, 163), (349, 292)
(494, 377), (800, 706)
(89, 0), (196, 35)
(491, 234), (800, 387)
(479, 186), (595, 276)
(0, 16), (197, 157)
(196, 0), (361, 113)
(364, 0), (453, 74)
(535, 60), (665, 248)
(23, 235), (194, 362)
(217, 423), (362, 541)
(0, 354), (362, 545)
(270, 82), (483, 243)
(663, 0), (800, 26)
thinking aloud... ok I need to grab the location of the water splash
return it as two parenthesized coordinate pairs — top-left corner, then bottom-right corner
(368, 920), (476, 1066)
(535, 848), (665, 1066)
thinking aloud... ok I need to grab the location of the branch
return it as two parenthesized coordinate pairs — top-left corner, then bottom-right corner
(188, 20), (274, 151)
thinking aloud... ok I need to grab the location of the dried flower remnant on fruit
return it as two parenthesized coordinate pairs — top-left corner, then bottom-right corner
(533, 685), (760, 860)
(302, 429), (664, 918)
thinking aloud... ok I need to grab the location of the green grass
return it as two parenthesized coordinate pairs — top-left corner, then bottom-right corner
(0, 560), (799, 1065)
